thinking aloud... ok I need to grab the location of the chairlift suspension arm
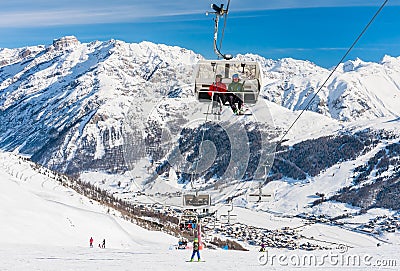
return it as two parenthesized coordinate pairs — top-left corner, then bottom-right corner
(209, 1), (231, 60)
(213, 15), (224, 59)
(218, 0), (230, 55)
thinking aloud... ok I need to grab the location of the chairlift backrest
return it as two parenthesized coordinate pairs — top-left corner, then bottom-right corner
(194, 60), (262, 104)
(183, 194), (211, 207)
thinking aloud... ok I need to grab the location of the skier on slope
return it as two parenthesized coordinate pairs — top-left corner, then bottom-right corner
(89, 237), (93, 248)
(189, 237), (201, 262)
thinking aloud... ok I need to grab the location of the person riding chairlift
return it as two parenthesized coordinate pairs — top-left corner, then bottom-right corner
(208, 74), (227, 113)
(227, 73), (244, 115)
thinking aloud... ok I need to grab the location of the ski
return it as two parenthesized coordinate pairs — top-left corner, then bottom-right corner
(203, 112), (221, 115)
(237, 108), (252, 115)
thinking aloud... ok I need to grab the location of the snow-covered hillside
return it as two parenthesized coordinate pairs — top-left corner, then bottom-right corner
(1, 151), (399, 271)
(0, 151), (176, 248)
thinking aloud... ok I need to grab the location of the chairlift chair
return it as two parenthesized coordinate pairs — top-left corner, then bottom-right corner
(247, 193), (272, 203)
(219, 214), (237, 224)
(194, 60), (262, 105)
(247, 187), (273, 203)
(178, 210), (199, 231)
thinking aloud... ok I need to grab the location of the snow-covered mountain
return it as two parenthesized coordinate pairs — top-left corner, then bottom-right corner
(236, 54), (400, 121)
(2, 36), (400, 172)
(0, 36), (201, 174)
(1, 36), (400, 214)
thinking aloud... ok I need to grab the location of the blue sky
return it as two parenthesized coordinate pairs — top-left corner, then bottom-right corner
(0, 0), (399, 68)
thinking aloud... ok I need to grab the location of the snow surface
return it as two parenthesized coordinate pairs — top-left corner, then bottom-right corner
(1, 151), (399, 270)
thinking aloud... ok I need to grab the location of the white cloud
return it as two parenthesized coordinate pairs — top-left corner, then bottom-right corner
(0, 0), (395, 28)
(0, 6), (203, 27)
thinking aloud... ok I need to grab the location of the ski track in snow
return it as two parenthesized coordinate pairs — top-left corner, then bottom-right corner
(0, 245), (399, 271)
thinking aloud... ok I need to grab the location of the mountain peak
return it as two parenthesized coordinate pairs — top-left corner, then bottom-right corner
(342, 58), (366, 72)
(52, 36), (80, 50)
(381, 54), (400, 64)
